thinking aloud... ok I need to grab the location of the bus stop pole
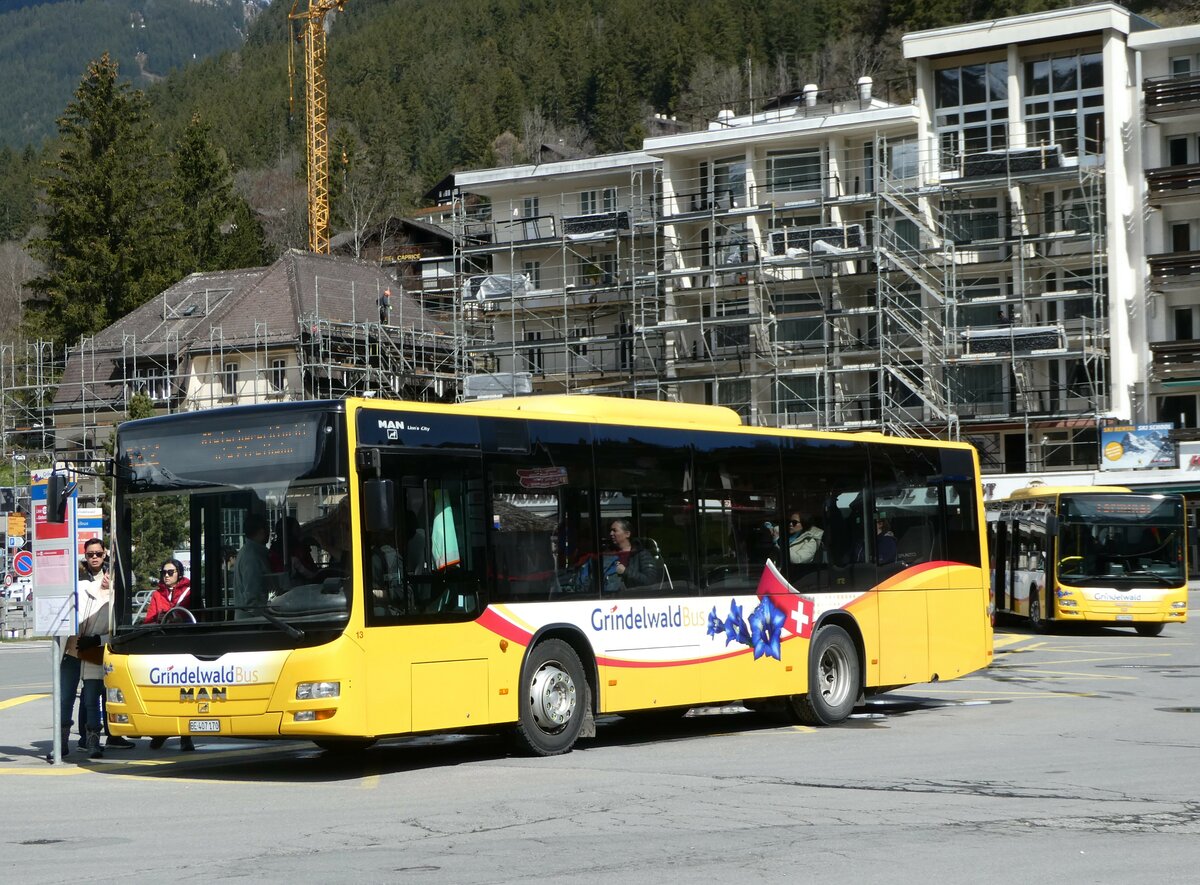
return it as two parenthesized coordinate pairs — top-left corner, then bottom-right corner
(49, 634), (62, 764)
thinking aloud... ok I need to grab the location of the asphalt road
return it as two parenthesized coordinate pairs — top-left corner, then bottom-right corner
(1, 619), (1198, 884)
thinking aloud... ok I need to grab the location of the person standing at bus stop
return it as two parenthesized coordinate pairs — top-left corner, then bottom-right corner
(58, 537), (113, 759)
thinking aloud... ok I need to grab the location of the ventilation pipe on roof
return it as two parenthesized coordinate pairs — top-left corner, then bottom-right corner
(710, 108), (736, 130)
(803, 84), (819, 107)
(858, 76), (873, 102)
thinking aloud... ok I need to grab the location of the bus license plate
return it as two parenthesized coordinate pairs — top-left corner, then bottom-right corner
(189, 719), (220, 733)
(1115, 615), (1133, 621)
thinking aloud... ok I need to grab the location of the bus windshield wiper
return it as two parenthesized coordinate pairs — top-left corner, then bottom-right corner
(1123, 571), (1176, 586)
(256, 608), (305, 640)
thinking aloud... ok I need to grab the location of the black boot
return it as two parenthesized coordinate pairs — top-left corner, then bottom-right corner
(85, 730), (103, 759)
(180, 736), (195, 752)
(149, 736), (166, 749)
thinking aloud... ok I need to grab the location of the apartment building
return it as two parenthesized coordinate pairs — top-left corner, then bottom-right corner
(451, 2), (1200, 492)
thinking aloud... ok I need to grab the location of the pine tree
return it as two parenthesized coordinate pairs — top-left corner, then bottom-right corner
(172, 113), (236, 273)
(26, 54), (181, 348)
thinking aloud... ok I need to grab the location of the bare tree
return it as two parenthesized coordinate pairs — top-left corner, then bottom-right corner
(679, 55), (748, 126)
(0, 240), (41, 345)
(235, 150), (308, 258)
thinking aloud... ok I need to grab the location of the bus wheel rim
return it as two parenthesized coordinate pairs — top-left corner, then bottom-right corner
(529, 661), (576, 733)
(819, 644), (851, 707)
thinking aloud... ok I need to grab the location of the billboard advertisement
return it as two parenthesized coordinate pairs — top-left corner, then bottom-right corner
(1100, 423), (1176, 471)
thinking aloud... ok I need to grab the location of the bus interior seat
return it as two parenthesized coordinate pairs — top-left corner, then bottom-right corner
(896, 524), (934, 564)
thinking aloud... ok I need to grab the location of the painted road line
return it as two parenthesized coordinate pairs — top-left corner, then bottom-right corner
(0, 693), (47, 711)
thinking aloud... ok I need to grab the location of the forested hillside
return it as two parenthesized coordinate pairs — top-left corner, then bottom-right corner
(0, 0), (254, 149)
(2, 0), (1197, 266)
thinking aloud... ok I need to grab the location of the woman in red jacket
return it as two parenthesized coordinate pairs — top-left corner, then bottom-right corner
(144, 558), (192, 625)
(144, 558), (195, 751)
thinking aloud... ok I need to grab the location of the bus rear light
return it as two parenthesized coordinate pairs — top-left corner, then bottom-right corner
(107, 687), (125, 704)
(294, 710), (337, 722)
(296, 681), (340, 700)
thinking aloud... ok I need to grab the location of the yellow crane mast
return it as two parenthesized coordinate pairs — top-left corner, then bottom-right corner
(289, 0), (347, 254)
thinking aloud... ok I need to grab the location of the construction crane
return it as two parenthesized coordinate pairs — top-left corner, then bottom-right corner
(289, 0), (347, 254)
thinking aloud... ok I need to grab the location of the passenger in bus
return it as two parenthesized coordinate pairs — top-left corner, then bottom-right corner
(233, 513), (272, 619)
(369, 531), (406, 614)
(603, 518), (663, 592)
(270, 516), (319, 582)
(144, 558), (192, 625)
(786, 513), (824, 565)
(875, 517), (897, 565)
(306, 497), (353, 573)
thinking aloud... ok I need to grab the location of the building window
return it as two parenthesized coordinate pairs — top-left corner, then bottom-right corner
(221, 361), (239, 397)
(523, 330), (544, 375)
(523, 260), (541, 289)
(709, 298), (750, 350)
(129, 364), (171, 403)
(713, 156), (748, 209)
(935, 61), (1008, 171)
(270, 358), (287, 392)
(1043, 187), (1098, 235)
(712, 378), (752, 419)
(602, 187), (617, 212)
(1024, 51), (1104, 157)
(580, 190), (597, 215)
(944, 195), (1003, 243)
(775, 376), (821, 422)
(886, 138), (919, 183)
(766, 148), (822, 193)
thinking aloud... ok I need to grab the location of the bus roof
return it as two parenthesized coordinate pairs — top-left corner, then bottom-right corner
(1005, 485), (1132, 501)
(444, 394), (744, 428)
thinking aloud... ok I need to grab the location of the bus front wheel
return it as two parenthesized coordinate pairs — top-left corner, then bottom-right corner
(512, 639), (586, 756)
(1135, 623), (1165, 637)
(790, 625), (860, 726)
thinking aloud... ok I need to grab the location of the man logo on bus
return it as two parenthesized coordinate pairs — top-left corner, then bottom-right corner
(179, 687), (228, 702)
(378, 418), (405, 440)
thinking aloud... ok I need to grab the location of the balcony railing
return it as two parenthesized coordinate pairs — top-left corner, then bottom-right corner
(1146, 163), (1200, 201)
(1145, 73), (1200, 117)
(1149, 250), (1200, 287)
(1150, 338), (1200, 380)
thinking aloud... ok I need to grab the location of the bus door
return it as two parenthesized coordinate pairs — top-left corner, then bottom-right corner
(992, 520), (1009, 612)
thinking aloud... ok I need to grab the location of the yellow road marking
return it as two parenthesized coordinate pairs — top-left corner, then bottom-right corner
(0, 694), (47, 711)
(0, 767), (86, 776)
(1007, 668), (1133, 680)
(789, 725), (816, 733)
(360, 774), (380, 789)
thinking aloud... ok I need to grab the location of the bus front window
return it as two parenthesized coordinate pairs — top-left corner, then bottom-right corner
(1057, 495), (1185, 586)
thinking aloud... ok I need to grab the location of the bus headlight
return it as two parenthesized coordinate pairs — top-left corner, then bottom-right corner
(1058, 599), (1077, 607)
(296, 681), (340, 700)
(107, 687), (125, 704)
(1172, 602), (1187, 609)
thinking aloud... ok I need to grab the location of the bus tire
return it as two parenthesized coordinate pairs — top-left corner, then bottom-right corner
(791, 625), (860, 726)
(512, 639), (586, 756)
(313, 737), (376, 753)
(1134, 623), (1165, 637)
(1028, 587), (1046, 633)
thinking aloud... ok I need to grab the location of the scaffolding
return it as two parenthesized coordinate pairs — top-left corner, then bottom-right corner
(0, 260), (472, 513)
(449, 94), (1110, 473)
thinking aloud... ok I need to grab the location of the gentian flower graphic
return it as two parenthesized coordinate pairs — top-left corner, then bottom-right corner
(722, 598), (751, 647)
(749, 595), (786, 660)
(706, 606), (723, 638)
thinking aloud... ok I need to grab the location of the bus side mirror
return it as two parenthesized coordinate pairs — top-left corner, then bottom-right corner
(46, 472), (73, 524)
(1045, 516), (1058, 535)
(363, 478), (395, 532)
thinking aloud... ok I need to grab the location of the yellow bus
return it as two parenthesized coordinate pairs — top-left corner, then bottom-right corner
(104, 395), (992, 755)
(986, 485), (1188, 636)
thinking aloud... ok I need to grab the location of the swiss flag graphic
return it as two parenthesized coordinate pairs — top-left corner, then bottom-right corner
(755, 559), (816, 639)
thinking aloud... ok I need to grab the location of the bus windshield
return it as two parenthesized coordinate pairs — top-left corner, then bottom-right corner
(113, 406), (350, 643)
(1056, 495), (1185, 587)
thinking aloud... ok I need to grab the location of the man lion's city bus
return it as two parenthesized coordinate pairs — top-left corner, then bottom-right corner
(103, 396), (992, 755)
(987, 485), (1188, 636)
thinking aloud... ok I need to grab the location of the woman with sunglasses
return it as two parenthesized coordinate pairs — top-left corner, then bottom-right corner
(144, 558), (196, 751)
(144, 559), (192, 625)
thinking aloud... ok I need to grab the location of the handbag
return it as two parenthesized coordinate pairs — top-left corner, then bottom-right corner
(76, 643), (104, 665)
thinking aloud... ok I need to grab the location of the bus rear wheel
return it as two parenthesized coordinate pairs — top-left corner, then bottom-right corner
(1134, 623), (1165, 637)
(790, 625), (859, 726)
(512, 639), (586, 756)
